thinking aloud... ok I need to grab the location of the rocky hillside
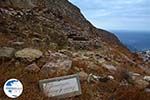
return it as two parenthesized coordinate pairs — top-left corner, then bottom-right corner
(0, 0), (128, 51)
(0, 0), (150, 100)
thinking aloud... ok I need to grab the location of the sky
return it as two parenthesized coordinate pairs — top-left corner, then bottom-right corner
(69, 0), (150, 31)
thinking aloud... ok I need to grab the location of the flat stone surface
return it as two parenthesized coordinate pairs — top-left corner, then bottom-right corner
(15, 48), (43, 62)
(39, 74), (82, 98)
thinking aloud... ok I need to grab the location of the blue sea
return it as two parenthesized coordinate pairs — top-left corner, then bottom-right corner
(111, 30), (150, 52)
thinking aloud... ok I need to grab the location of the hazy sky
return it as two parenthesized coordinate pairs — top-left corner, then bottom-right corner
(70, 0), (150, 31)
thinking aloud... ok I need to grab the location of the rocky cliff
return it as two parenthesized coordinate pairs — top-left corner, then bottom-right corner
(0, 0), (150, 100)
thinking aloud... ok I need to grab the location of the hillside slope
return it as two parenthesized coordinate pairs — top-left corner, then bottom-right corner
(0, 0), (150, 100)
(0, 0), (128, 51)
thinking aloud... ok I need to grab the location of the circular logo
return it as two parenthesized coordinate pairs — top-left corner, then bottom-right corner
(3, 79), (23, 98)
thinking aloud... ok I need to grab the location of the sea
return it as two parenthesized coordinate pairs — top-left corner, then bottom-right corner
(111, 30), (150, 52)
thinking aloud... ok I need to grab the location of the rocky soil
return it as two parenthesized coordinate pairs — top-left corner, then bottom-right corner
(0, 0), (150, 100)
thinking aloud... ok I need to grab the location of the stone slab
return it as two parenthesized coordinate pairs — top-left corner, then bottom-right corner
(39, 74), (82, 98)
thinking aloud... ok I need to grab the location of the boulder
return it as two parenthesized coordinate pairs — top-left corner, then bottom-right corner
(79, 71), (88, 81)
(74, 67), (80, 71)
(134, 79), (149, 89)
(102, 64), (117, 72)
(15, 48), (43, 62)
(0, 47), (15, 58)
(58, 49), (73, 57)
(41, 51), (72, 73)
(123, 71), (141, 84)
(143, 76), (150, 82)
(98, 75), (114, 82)
(97, 58), (105, 64)
(88, 73), (114, 83)
(128, 72), (141, 81)
(72, 52), (80, 58)
(87, 61), (99, 70)
(25, 63), (40, 73)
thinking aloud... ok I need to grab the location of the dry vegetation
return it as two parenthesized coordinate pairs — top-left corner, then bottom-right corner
(0, 57), (150, 100)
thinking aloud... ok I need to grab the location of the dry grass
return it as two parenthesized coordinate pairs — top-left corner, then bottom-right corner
(1, 58), (150, 100)
(0, 48), (149, 100)
(114, 86), (150, 100)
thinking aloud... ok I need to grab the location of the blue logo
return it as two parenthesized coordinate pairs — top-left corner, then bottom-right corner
(3, 79), (23, 98)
